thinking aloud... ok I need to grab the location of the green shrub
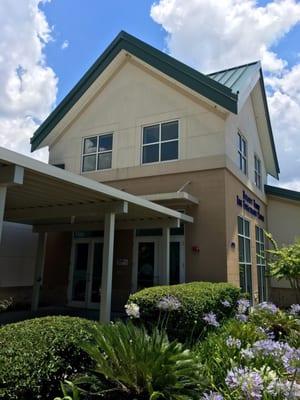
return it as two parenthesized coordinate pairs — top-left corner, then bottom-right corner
(128, 282), (240, 342)
(0, 316), (96, 400)
(71, 321), (204, 399)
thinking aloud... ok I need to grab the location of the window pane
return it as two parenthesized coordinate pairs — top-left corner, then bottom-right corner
(246, 265), (253, 295)
(240, 265), (246, 292)
(143, 125), (159, 144)
(98, 152), (112, 170)
(161, 141), (178, 161)
(239, 236), (244, 262)
(161, 121), (178, 141)
(84, 137), (97, 154)
(142, 144), (159, 163)
(242, 138), (247, 155)
(238, 217), (243, 234)
(99, 134), (112, 152)
(245, 220), (250, 237)
(82, 154), (96, 172)
(245, 238), (251, 263)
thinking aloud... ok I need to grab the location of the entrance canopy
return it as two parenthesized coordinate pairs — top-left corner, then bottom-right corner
(0, 146), (192, 233)
(0, 146), (193, 323)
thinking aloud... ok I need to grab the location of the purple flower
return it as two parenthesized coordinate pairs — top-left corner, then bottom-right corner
(157, 295), (181, 311)
(255, 302), (278, 314)
(225, 367), (263, 400)
(236, 313), (248, 322)
(252, 339), (282, 357)
(290, 303), (300, 316)
(283, 347), (300, 375)
(226, 336), (241, 349)
(203, 312), (220, 327)
(267, 379), (300, 399)
(237, 299), (250, 314)
(202, 391), (223, 400)
(221, 300), (231, 307)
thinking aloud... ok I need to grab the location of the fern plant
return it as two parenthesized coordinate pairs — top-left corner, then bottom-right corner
(77, 321), (204, 399)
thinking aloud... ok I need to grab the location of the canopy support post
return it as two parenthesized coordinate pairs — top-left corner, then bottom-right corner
(160, 227), (170, 285)
(100, 212), (115, 323)
(31, 232), (47, 312)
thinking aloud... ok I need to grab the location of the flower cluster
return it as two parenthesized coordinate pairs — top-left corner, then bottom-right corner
(267, 378), (300, 399)
(225, 367), (263, 400)
(283, 347), (300, 375)
(203, 312), (219, 327)
(157, 295), (181, 311)
(202, 391), (223, 400)
(237, 299), (250, 314)
(290, 303), (300, 316)
(226, 336), (241, 349)
(125, 302), (140, 319)
(254, 302), (278, 314)
(221, 299), (231, 308)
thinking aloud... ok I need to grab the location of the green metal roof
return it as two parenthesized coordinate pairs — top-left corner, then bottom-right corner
(30, 31), (238, 151)
(208, 61), (260, 95)
(265, 185), (300, 202)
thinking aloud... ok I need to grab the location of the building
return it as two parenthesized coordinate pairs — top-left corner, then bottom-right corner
(0, 31), (299, 319)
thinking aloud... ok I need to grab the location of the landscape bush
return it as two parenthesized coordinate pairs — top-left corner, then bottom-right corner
(0, 316), (96, 400)
(58, 321), (205, 400)
(128, 282), (241, 341)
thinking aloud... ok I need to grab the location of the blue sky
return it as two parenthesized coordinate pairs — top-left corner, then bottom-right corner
(42, 0), (300, 103)
(42, 0), (165, 103)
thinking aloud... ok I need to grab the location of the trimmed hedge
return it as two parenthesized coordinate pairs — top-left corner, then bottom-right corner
(0, 316), (96, 400)
(128, 282), (240, 342)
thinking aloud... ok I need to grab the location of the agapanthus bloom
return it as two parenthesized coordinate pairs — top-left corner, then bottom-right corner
(290, 303), (300, 316)
(255, 302), (278, 314)
(203, 312), (219, 327)
(252, 339), (283, 357)
(221, 300), (231, 307)
(157, 295), (181, 311)
(267, 379), (300, 399)
(201, 391), (224, 400)
(241, 348), (255, 359)
(283, 347), (300, 375)
(125, 302), (140, 318)
(237, 299), (250, 314)
(236, 313), (248, 322)
(226, 336), (241, 349)
(225, 367), (263, 400)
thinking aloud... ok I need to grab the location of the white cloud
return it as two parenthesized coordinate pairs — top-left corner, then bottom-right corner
(61, 40), (69, 50)
(151, 0), (300, 189)
(0, 0), (58, 161)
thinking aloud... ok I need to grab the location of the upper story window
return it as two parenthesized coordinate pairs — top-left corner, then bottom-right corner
(82, 133), (113, 172)
(254, 155), (262, 190)
(238, 132), (247, 175)
(142, 120), (179, 164)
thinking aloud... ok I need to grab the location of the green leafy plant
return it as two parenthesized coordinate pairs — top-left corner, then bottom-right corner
(128, 282), (240, 342)
(0, 316), (96, 399)
(265, 232), (300, 302)
(74, 321), (204, 399)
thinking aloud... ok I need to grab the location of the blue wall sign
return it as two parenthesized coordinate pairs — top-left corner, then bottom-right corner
(236, 190), (264, 222)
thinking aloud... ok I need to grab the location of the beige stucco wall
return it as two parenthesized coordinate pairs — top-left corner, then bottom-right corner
(225, 96), (267, 203)
(0, 222), (38, 288)
(267, 196), (300, 305)
(49, 60), (226, 177)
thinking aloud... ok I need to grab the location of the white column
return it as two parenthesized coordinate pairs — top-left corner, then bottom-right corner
(31, 232), (47, 312)
(0, 186), (7, 244)
(160, 227), (170, 285)
(100, 212), (115, 323)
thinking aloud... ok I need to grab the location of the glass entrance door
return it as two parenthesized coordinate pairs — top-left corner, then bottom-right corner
(69, 239), (103, 308)
(136, 239), (159, 291)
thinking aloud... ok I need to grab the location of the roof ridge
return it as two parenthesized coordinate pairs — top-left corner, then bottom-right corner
(207, 60), (260, 76)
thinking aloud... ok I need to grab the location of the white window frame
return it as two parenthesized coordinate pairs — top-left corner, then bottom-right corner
(141, 120), (179, 165)
(238, 216), (252, 296)
(81, 132), (113, 173)
(254, 154), (262, 190)
(255, 225), (267, 301)
(238, 132), (248, 175)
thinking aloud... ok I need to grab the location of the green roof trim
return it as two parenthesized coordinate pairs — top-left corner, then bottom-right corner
(265, 185), (300, 202)
(208, 62), (279, 176)
(31, 31), (238, 151)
